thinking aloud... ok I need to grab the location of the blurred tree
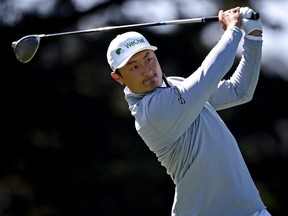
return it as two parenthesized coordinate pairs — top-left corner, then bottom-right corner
(1, 0), (287, 215)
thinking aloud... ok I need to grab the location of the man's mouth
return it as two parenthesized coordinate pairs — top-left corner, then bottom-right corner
(143, 74), (156, 83)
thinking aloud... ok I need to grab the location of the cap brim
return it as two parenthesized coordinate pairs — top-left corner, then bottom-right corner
(115, 45), (158, 71)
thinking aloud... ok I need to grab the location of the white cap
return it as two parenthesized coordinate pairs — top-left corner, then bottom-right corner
(107, 31), (157, 71)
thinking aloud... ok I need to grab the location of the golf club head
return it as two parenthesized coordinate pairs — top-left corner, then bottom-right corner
(12, 35), (41, 63)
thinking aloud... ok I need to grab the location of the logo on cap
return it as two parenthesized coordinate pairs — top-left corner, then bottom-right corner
(116, 48), (124, 55)
(124, 38), (146, 48)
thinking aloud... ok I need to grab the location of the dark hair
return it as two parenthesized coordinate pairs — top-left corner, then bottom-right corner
(115, 69), (122, 77)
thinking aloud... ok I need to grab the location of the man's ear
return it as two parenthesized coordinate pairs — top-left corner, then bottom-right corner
(111, 72), (124, 85)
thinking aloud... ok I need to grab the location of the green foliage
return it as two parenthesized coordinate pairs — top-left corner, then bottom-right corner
(1, 0), (287, 215)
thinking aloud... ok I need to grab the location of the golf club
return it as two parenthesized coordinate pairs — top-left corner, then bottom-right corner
(11, 12), (259, 64)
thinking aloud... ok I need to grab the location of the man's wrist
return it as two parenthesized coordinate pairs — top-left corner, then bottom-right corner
(248, 30), (262, 36)
(245, 34), (263, 41)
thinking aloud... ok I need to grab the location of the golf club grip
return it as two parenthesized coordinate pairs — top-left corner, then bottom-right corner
(249, 12), (260, 20)
(204, 11), (259, 23)
(203, 16), (218, 22)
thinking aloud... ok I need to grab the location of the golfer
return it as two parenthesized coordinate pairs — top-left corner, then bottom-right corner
(107, 6), (270, 216)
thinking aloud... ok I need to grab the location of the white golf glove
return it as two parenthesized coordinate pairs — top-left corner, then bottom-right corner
(240, 7), (263, 34)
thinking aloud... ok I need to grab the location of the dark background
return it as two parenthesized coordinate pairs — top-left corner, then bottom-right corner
(1, 0), (287, 215)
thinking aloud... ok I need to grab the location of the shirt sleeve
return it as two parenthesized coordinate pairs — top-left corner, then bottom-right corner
(138, 26), (244, 145)
(160, 26), (244, 121)
(208, 35), (263, 110)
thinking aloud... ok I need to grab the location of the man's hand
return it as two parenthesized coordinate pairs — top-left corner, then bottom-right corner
(218, 7), (242, 30)
(240, 7), (263, 36)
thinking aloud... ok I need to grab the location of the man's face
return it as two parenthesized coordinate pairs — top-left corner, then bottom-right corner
(111, 50), (163, 93)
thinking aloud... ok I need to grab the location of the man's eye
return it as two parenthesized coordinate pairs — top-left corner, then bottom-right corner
(146, 57), (153, 62)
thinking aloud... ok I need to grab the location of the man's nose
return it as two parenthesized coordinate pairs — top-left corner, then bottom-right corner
(141, 65), (152, 76)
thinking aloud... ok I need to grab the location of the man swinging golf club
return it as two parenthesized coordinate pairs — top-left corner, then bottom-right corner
(107, 6), (271, 216)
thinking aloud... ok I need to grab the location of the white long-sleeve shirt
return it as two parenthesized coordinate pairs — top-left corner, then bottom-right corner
(124, 26), (265, 216)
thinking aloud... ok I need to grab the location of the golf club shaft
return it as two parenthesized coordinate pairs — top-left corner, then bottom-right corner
(39, 16), (219, 38)
(26, 11), (260, 39)
(11, 12), (259, 63)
